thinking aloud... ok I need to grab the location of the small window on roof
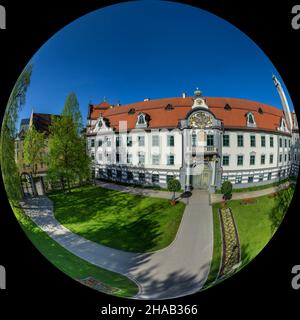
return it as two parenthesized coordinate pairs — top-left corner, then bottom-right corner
(128, 108), (136, 115)
(246, 112), (256, 127)
(165, 104), (174, 110)
(224, 104), (232, 110)
(258, 107), (263, 114)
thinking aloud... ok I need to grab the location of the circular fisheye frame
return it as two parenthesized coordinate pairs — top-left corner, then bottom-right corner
(0, 1), (298, 299)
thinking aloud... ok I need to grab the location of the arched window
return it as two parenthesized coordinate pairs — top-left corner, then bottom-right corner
(136, 113), (147, 128)
(246, 112), (256, 127)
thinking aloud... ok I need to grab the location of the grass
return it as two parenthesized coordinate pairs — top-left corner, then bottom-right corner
(11, 202), (139, 298)
(98, 178), (184, 192)
(48, 185), (185, 253)
(215, 178), (290, 194)
(205, 185), (295, 286)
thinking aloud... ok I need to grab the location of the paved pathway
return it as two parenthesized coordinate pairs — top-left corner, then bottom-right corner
(20, 190), (213, 300)
(210, 181), (291, 204)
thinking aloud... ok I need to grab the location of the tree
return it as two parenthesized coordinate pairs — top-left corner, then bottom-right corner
(221, 181), (233, 200)
(167, 178), (181, 204)
(0, 64), (32, 201)
(23, 125), (45, 176)
(47, 93), (90, 192)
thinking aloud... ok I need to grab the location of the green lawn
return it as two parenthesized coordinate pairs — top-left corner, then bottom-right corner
(205, 186), (295, 286)
(48, 186), (185, 253)
(11, 202), (139, 298)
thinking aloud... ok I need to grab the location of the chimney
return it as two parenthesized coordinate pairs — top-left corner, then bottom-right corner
(182, 92), (186, 98)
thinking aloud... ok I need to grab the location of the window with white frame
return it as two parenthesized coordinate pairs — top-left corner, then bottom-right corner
(152, 135), (159, 147)
(138, 152), (145, 165)
(235, 176), (242, 184)
(167, 155), (175, 165)
(152, 154), (160, 165)
(127, 153), (132, 164)
(222, 155), (229, 166)
(246, 112), (256, 127)
(167, 135), (175, 147)
(138, 136), (145, 147)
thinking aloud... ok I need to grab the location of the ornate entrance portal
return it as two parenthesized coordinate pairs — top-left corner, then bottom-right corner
(191, 163), (212, 190)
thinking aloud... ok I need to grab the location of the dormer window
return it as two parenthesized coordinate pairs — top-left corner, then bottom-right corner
(165, 104), (174, 111)
(246, 112), (256, 127)
(128, 108), (136, 115)
(224, 104), (232, 111)
(97, 119), (103, 128)
(279, 117), (288, 132)
(136, 113), (147, 128)
(258, 107), (263, 114)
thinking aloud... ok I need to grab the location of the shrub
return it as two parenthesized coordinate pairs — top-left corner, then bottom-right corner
(167, 179), (181, 202)
(221, 181), (233, 197)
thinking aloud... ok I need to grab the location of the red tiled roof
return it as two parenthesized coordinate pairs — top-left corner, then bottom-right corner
(88, 96), (289, 134)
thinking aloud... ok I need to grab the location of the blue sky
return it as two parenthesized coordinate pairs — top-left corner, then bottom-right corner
(17, 0), (293, 127)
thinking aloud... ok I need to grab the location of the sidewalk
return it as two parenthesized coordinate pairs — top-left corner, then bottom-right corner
(210, 181), (291, 204)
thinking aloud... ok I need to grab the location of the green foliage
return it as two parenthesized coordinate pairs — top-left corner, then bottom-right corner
(221, 181), (232, 196)
(47, 93), (90, 191)
(23, 126), (45, 175)
(0, 64), (33, 200)
(167, 178), (181, 200)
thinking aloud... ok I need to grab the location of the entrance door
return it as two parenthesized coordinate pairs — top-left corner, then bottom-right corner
(191, 166), (212, 189)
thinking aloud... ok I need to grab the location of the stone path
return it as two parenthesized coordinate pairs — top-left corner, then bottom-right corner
(20, 189), (213, 300)
(210, 181), (291, 203)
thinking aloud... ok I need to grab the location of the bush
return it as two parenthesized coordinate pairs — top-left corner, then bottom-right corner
(221, 181), (232, 197)
(167, 179), (181, 201)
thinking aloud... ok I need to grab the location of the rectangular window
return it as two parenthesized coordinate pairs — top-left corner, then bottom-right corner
(261, 155), (265, 165)
(222, 155), (229, 166)
(269, 154), (273, 164)
(261, 136), (266, 147)
(279, 154), (282, 162)
(139, 172), (145, 182)
(235, 176), (242, 184)
(166, 175), (174, 184)
(289, 140), (291, 148)
(116, 153), (119, 163)
(152, 174), (159, 184)
(237, 155), (243, 166)
(237, 135), (244, 147)
(270, 136), (274, 147)
(285, 139), (287, 148)
(116, 170), (122, 179)
(250, 155), (255, 165)
(268, 172), (272, 180)
(289, 153), (291, 161)
(207, 135), (214, 146)
(106, 153), (111, 162)
(127, 136), (132, 147)
(152, 155), (160, 165)
(167, 155), (175, 165)
(222, 176), (229, 182)
(223, 134), (230, 147)
(98, 140), (103, 147)
(106, 137), (111, 147)
(192, 134), (197, 147)
(91, 139), (95, 148)
(284, 154), (287, 162)
(98, 153), (103, 161)
(91, 153), (95, 160)
(152, 135), (159, 146)
(127, 153), (132, 164)
(138, 136), (145, 147)
(167, 135), (175, 147)
(279, 138), (282, 148)
(248, 176), (254, 183)
(250, 135), (256, 147)
(138, 153), (145, 165)
(258, 174), (264, 182)
(116, 136), (120, 147)
(127, 171), (133, 181)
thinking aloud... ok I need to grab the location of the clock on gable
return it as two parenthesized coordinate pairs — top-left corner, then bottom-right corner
(189, 112), (213, 129)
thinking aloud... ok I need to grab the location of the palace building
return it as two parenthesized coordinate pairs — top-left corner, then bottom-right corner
(86, 76), (299, 192)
